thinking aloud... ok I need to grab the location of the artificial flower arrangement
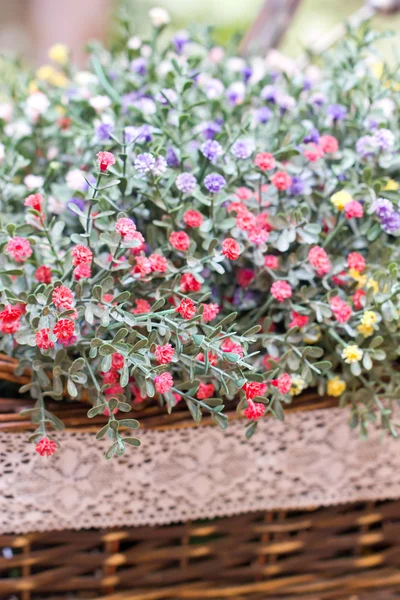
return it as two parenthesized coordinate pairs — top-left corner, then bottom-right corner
(0, 9), (399, 459)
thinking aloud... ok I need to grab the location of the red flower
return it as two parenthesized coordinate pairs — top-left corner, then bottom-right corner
(35, 437), (57, 457)
(319, 135), (339, 154)
(308, 246), (331, 276)
(133, 299), (151, 314)
(0, 305), (21, 334)
(111, 353), (125, 371)
(36, 328), (54, 350)
(289, 311), (309, 329)
(170, 231), (190, 252)
(270, 373), (291, 394)
(35, 265), (52, 284)
(196, 352), (218, 365)
(132, 256), (152, 278)
(97, 151), (116, 172)
(175, 298), (196, 319)
(155, 343), (174, 364)
(180, 273), (201, 293)
(344, 200), (364, 219)
(271, 171), (292, 191)
(201, 303), (220, 323)
(271, 281), (292, 302)
(243, 381), (267, 400)
(221, 338), (243, 357)
(254, 152), (276, 171)
(244, 400), (265, 421)
(197, 382), (215, 399)
(353, 289), (366, 310)
(71, 244), (93, 266)
(52, 285), (74, 310)
(154, 372), (174, 394)
(184, 210), (204, 228)
(222, 238), (241, 260)
(347, 252), (366, 273)
(53, 319), (75, 341)
(149, 253), (168, 272)
(237, 268), (255, 288)
(24, 193), (43, 212)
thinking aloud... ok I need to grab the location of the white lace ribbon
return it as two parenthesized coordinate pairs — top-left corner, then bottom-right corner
(1, 407), (400, 534)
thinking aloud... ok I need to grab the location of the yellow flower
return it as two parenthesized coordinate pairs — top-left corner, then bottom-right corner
(331, 190), (353, 211)
(361, 311), (377, 327)
(28, 81), (39, 94)
(357, 323), (374, 338)
(342, 345), (363, 364)
(327, 377), (346, 397)
(304, 325), (321, 344)
(36, 65), (55, 81)
(48, 43), (69, 65)
(367, 278), (379, 293)
(349, 268), (362, 281)
(384, 179), (399, 191)
(290, 377), (306, 396)
(371, 61), (384, 79)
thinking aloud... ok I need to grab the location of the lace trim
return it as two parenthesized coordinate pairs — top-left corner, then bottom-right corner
(1, 407), (399, 534)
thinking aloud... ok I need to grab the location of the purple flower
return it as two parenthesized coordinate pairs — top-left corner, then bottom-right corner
(122, 91), (139, 112)
(201, 120), (223, 140)
(135, 153), (156, 173)
(201, 140), (223, 163)
(356, 135), (377, 158)
(310, 92), (326, 107)
(153, 156), (167, 177)
(68, 197), (85, 214)
(95, 122), (114, 141)
(255, 107), (272, 123)
(261, 85), (278, 103)
(277, 94), (295, 112)
(166, 147), (180, 168)
(130, 58), (147, 75)
(289, 176), (305, 196)
(204, 173), (226, 193)
(172, 31), (189, 54)
(226, 82), (245, 106)
(157, 88), (178, 105)
(176, 172), (197, 193)
(124, 125), (152, 145)
(327, 104), (347, 122)
(303, 128), (320, 144)
(231, 140), (253, 160)
(373, 128), (395, 152)
(204, 78), (224, 100)
(381, 211), (400, 234)
(370, 198), (395, 219)
(242, 66), (252, 83)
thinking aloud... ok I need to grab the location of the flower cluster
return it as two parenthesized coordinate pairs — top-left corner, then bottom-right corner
(0, 14), (399, 457)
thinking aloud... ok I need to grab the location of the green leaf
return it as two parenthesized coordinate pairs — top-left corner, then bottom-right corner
(223, 352), (240, 363)
(87, 404), (107, 418)
(124, 437), (141, 447)
(96, 424), (110, 440)
(119, 418), (140, 429)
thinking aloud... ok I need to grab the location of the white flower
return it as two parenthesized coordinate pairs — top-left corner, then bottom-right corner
(66, 169), (88, 191)
(226, 57), (246, 72)
(89, 95), (112, 113)
(0, 102), (13, 122)
(4, 121), (31, 140)
(148, 7), (170, 28)
(75, 71), (97, 87)
(127, 36), (141, 50)
(140, 44), (152, 58)
(47, 195), (65, 215)
(208, 47), (224, 63)
(0, 143), (4, 164)
(47, 146), (59, 161)
(26, 92), (50, 122)
(24, 174), (44, 190)
(136, 97), (156, 115)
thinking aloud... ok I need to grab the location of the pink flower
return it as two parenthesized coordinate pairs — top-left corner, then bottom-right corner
(344, 200), (364, 219)
(247, 226), (269, 245)
(264, 255), (279, 270)
(149, 253), (168, 272)
(244, 400), (265, 421)
(35, 265), (52, 284)
(71, 244), (93, 266)
(111, 353), (125, 370)
(73, 263), (91, 280)
(197, 382), (215, 399)
(262, 354), (278, 370)
(319, 135), (339, 154)
(6, 237), (32, 263)
(270, 373), (292, 394)
(271, 171), (292, 191)
(221, 338), (243, 357)
(303, 143), (325, 162)
(133, 299), (151, 314)
(196, 351), (218, 365)
(175, 298), (196, 319)
(243, 381), (267, 400)
(154, 372), (174, 394)
(132, 256), (152, 278)
(347, 252), (366, 273)
(24, 193), (43, 212)
(170, 231), (190, 252)
(227, 201), (247, 214)
(236, 209), (256, 231)
(222, 238), (241, 260)
(184, 210), (204, 228)
(116, 217), (136, 237)
(201, 302), (219, 322)
(155, 343), (174, 364)
(180, 273), (201, 293)
(35, 437), (57, 457)
(235, 187), (253, 201)
(254, 152), (276, 171)
(52, 285), (74, 310)
(271, 280), (292, 302)
(97, 151), (116, 172)
(53, 319), (75, 341)
(0, 305), (21, 334)
(36, 328), (54, 350)
(289, 311), (309, 329)
(330, 296), (352, 323)
(308, 246), (331, 276)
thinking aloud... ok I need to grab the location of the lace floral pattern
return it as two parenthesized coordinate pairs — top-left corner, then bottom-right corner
(1, 407), (400, 534)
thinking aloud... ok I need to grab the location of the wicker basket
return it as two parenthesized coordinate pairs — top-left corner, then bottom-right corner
(1, 353), (400, 600)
